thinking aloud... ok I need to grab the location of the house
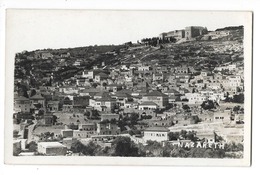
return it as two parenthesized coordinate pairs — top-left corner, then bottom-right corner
(175, 74), (190, 83)
(61, 129), (73, 138)
(73, 123), (96, 138)
(125, 81), (134, 88)
(46, 100), (59, 112)
(62, 138), (77, 149)
(29, 94), (45, 109)
(14, 96), (30, 113)
(138, 101), (158, 110)
(97, 122), (120, 135)
(196, 131), (216, 143)
(60, 86), (79, 95)
(175, 66), (189, 74)
(174, 115), (197, 126)
(100, 113), (120, 121)
(93, 91), (110, 99)
(141, 90), (168, 109)
(82, 69), (106, 79)
(106, 84), (122, 92)
(40, 114), (54, 126)
(234, 114), (244, 123)
(228, 75), (242, 88)
(73, 96), (90, 112)
(79, 88), (101, 97)
(35, 51), (53, 59)
(37, 142), (67, 156)
(124, 101), (139, 109)
(89, 96), (116, 112)
(62, 97), (73, 112)
(150, 119), (174, 127)
(164, 89), (180, 96)
(76, 77), (91, 87)
(95, 72), (109, 83)
(184, 93), (207, 104)
(143, 127), (170, 142)
(112, 92), (133, 108)
(213, 109), (231, 123)
(138, 65), (150, 71)
(168, 75), (177, 84)
(153, 73), (164, 81)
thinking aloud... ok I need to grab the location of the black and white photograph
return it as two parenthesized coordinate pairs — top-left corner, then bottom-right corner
(4, 9), (252, 166)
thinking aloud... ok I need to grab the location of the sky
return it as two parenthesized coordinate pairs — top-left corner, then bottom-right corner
(6, 10), (248, 53)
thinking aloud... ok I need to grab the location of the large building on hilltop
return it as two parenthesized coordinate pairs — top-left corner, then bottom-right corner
(185, 26), (208, 40)
(159, 26), (208, 41)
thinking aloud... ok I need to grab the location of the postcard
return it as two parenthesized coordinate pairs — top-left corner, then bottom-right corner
(4, 9), (252, 166)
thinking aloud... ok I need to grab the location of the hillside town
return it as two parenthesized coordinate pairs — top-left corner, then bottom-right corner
(13, 25), (245, 158)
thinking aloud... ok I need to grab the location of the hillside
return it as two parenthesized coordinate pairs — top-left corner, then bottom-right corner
(14, 27), (244, 86)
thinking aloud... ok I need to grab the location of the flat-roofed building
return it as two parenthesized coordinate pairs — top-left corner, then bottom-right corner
(143, 127), (170, 142)
(37, 142), (67, 156)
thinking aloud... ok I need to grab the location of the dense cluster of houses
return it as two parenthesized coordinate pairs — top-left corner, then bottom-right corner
(13, 26), (245, 156)
(13, 58), (245, 156)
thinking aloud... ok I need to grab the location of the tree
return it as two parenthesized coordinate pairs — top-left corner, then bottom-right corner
(38, 109), (45, 116)
(182, 104), (190, 112)
(169, 132), (180, 141)
(201, 100), (216, 110)
(233, 106), (241, 114)
(233, 93), (244, 103)
(71, 141), (101, 156)
(52, 115), (58, 125)
(84, 111), (91, 117)
(112, 136), (139, 157)
(28, 141), (37, 152)
(92, 83), (98, 88)
(129, 113), (139, 125)
(91, 110), (100, 119)
(30, 89), (37, 97)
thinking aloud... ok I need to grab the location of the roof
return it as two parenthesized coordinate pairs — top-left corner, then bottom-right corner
(107, 84), (122, 87)
(96, 72), (108, 77)
(15, 96), (29, 101)
(38, 142), (66, 148)
(47, 100), (60, 104)
(117, 89), (132, 94)
(94, 91), (110, 97)
(139, 101), (158, 106)
(115, 92), (132, 98)
(73, 96), (90, 106)
(165, 89), (180, 94)
(30, 94), (44, 100)
(144, 90), (167, 97)
(144, 127), (170, 132)
(96, 97), (115, 102)
(79, 123), (95, 126)
(101, 113), (119, 116)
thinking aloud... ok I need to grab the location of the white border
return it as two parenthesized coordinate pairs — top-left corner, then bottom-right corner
(4, 9), (252, 166)
(0, 0), (258, 174)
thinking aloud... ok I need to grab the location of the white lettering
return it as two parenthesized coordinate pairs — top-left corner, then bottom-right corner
(178, 142), (184, 148)
(218, 143), (225, 149)
(190, 142), (195, 148)
(185, 142), (190, 148)
(196, 142), (202, 148)
(203, 142), (207, 148)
